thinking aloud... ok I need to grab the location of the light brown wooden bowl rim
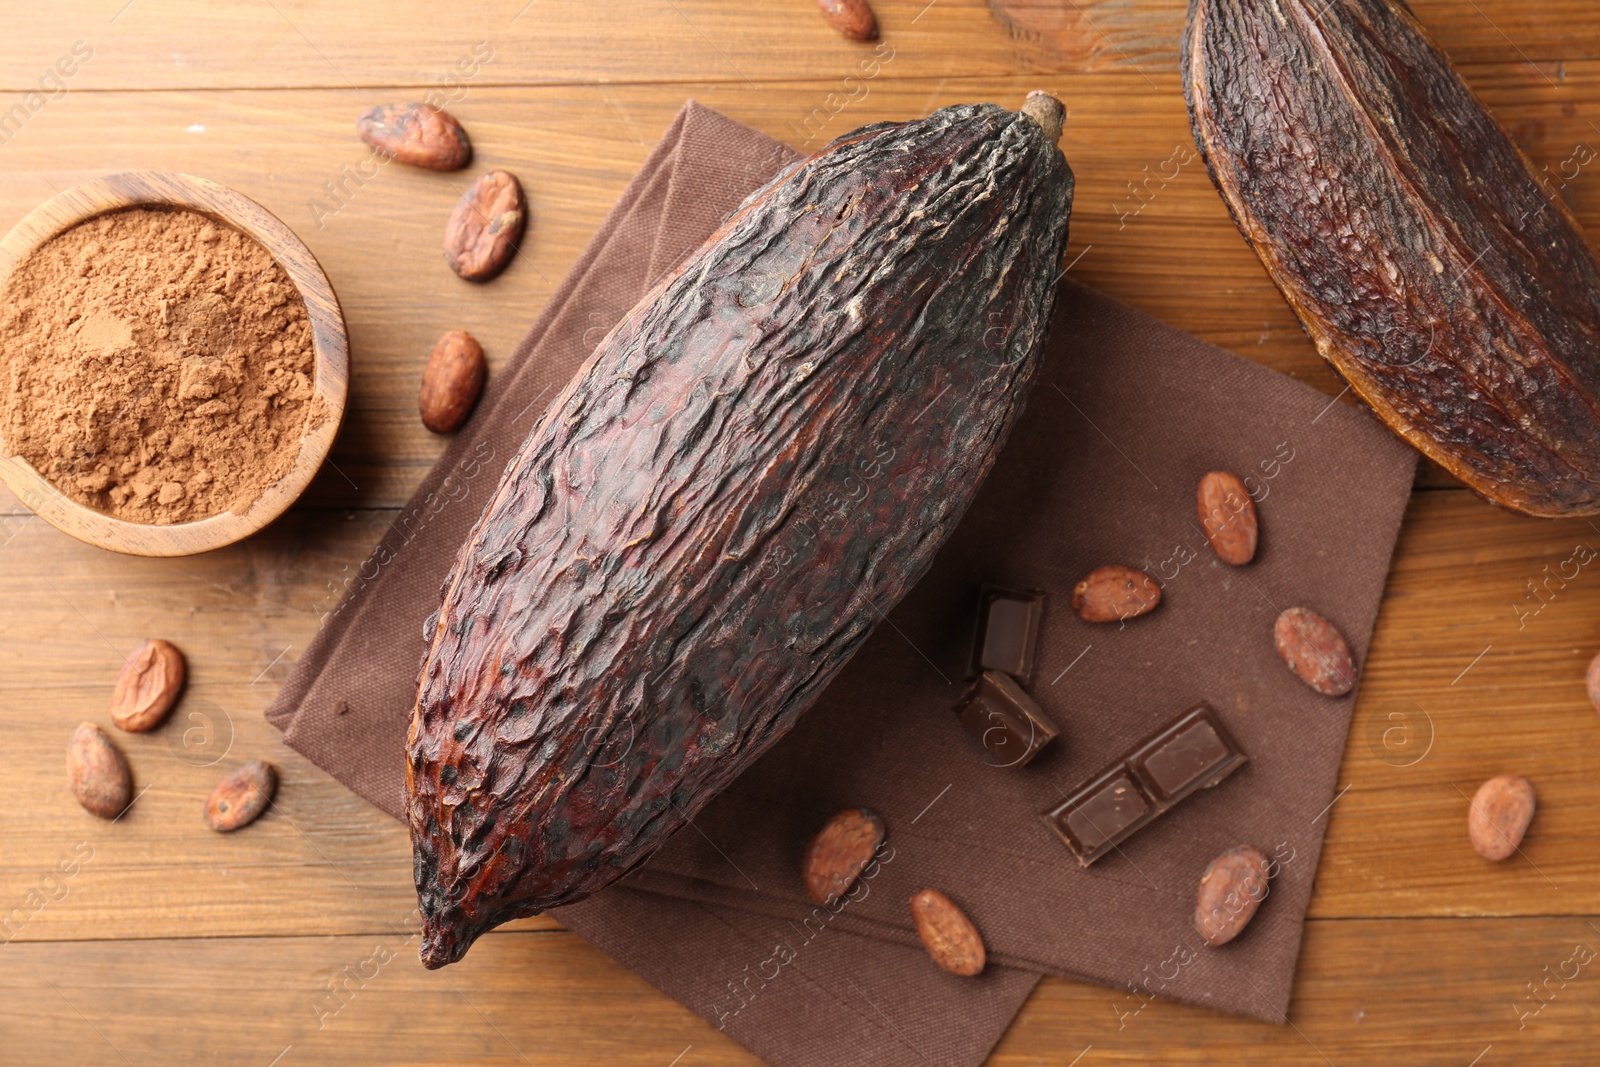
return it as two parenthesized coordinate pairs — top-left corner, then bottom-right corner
(0, 171), (349, 557)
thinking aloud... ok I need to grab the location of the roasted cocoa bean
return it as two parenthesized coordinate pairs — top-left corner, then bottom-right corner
(444, 170), (525, 282)
(1272, 607), (1356, 696)
(802, 808), (885, 905)
(1587, 651), (1600, 717)
(1194, 844), (1269, 946)
(910, 888), (986, 976)
(1467, 774), (1535, 862)
(357, 103), (472, 170)
(1071, 565), (1161, 623)
(420, 330), (487, 434)
(66, 723), (132, 819)
(110, 638), (185, 733)
(1185, 0), (1600, 517)
(205, 760), (278, 832)
(1196, 471), (1257, 565)
(814, 0), (878, 40)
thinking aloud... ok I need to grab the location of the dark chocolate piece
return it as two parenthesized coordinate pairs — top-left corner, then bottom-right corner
(1043, 704), (1246, 866)
(954, 670), (1059, 768)
(971, 585), (1044, 685)
(1060, 768), (1150, 849)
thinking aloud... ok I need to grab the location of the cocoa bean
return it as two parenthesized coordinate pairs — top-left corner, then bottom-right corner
(814, 0), (878, 41)
(66, 723), (132, 819)
(205, 760), (278, 832)
(110, 638), (185, 733)
(1467, 774), (1535, 862)
(1071, 565), (1161, 623)
(1272, 607), (1357, 696)
(420, 330), (487, 434)
(444, 170), (525, 282)
(1587, 651), (1600, 716)
(1194, 844), (1269, 946)
(1196, 471), (1258, 565)
(357, 103), (471, 171)
(802, 808), (885, 905)
(909, 888), (985, 977)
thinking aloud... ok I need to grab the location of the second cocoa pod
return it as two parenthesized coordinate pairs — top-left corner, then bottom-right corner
(1185, 0), (1600, 517)
(420, 330), (487, 434)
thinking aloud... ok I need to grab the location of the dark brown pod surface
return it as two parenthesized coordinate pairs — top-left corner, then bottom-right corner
(814, 0), (877, 40)
(1273, 607), (1357, 697)
(357, 103), (472, 170)
(66, 723), (132, 819)
(1467, 774), (1535, 862)
(909, 888), (986, 976)
(1184, 0), (1600, 517)
(110, 637), (186, 733)
(1071, 564), (1161, 623)
(1194, 844), (1270, 946)
(420, 330), (488, 434)
(1196, 471), (1257, 565)
(802, 808), (886, 905)
(408, 99), (1074, 967)
(205, 760), (278, 832)
(444, 170), (525, 282)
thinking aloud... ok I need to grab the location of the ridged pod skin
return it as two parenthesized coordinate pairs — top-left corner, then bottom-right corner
(1184, 0), (1600, 516)
(407, 99), (1074, 967)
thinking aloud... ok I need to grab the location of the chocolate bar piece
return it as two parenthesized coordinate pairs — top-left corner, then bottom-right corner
(1043, 704), (1247, 866)
(954, 670), (1059, 767)
(971, 585), (1045, 686)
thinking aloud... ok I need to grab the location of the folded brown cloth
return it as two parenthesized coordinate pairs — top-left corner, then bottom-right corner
(267, 101), (1416, 1066)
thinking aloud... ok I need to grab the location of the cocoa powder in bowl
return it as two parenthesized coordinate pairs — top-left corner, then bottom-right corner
(0, 207), (320, 525)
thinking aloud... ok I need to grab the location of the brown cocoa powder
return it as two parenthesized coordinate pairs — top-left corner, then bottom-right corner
(0, 207), (318, 524)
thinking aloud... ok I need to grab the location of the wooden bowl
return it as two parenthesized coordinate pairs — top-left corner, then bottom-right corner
(0, 172), (348, 556)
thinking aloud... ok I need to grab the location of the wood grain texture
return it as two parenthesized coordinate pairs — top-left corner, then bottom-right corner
(3, 0), (1600, 1062)
(3, 920), (1597, 1065)
(0, 0), (1593, 91)
(0, 170), (349, 555)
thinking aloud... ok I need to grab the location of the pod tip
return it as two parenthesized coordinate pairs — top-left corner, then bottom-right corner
(1020, 91), (1065, 144)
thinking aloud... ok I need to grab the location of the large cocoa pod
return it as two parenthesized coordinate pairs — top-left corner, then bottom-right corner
(407, 97), (1074, 967)
(1184, 0), (1600, 517)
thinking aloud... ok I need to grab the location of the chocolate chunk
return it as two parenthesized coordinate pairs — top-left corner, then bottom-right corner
(954, 670), (1059, 767)
(1043, 704), (1247, 866)
(1062, 769), (1150, 849)
(1131, 715), (1235, 799)
(971, 585), (1045, 685)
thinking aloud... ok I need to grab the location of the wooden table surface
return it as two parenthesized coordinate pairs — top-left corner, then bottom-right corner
(4, 2), (1599, 1064)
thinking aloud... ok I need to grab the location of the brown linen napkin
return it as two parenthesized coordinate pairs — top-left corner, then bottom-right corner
(267, 101), (1417, 1064)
